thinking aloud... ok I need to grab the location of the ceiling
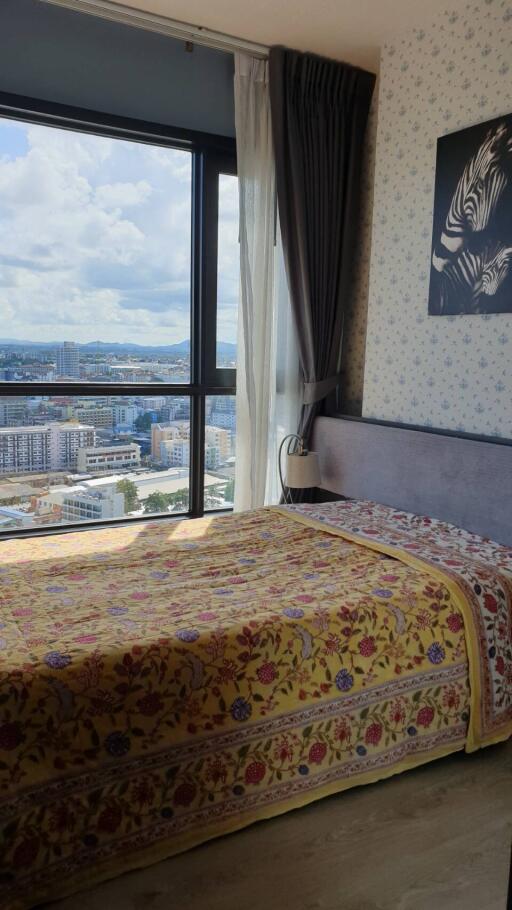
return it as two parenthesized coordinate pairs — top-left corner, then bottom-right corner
(111, 0), (457, 70)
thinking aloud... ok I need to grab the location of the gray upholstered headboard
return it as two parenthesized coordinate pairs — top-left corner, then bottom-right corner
(311, 416), (512, 546)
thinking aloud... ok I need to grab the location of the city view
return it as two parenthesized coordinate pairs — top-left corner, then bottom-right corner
(0, 116), (239, 531)
(0, 344), (236, 529)
(0, 338), (236, 383)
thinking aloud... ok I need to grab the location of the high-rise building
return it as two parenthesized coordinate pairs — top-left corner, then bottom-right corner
(56, 342), (80, 378)
(48, 424), (95, 470)
(0, 427), (49, 475)
(0, 423), (95, 474)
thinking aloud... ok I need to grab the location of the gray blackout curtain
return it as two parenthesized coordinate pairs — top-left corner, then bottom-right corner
(268, 47), (375, 444)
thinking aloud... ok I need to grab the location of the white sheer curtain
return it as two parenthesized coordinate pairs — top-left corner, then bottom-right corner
(234, 53), (300, 512)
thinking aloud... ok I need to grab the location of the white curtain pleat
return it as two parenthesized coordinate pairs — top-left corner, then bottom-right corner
(264, 224), (301, 504)
(233, 53), (300, 512)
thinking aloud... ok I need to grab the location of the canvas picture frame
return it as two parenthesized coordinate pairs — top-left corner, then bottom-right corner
(429, 113), (512, 316)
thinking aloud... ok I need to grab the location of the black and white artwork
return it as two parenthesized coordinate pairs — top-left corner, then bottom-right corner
(429, 114), (512, 315)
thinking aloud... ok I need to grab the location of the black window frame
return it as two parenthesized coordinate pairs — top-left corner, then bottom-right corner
(0, 91), (237, 538)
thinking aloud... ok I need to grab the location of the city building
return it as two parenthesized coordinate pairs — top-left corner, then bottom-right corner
(151, 423), (180, 459)
(49, 424), (96, 470)
(113, 404), (138, 430)
(82, 468), (219, 508)
(76, 442), (141, 474)
(208, 397), (237, 431)
(0, 423), (95, 474)
(205, 426), (231, 460)
(0, 399), (29, 427)
(16, 365), (55, 382)
(56, 342), (80, 378)
(205, 443), (220, 470)
(74, 407), (114, 429)
(61, 487), (125, 522)
(141, 396), (166, 411)
(159, 438), (189, 467)
(157, 404), (178, 422)
(35, 480), (125, 522)
(209, 410), (236, 430)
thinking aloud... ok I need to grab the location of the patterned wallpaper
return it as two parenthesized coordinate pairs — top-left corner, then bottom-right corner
(360, 0), (512, 437)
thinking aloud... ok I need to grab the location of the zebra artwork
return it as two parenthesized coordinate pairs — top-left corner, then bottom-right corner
(429, 114), (512, 315)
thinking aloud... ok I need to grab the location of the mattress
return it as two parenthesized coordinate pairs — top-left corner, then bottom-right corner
(0, 500), (510, 909)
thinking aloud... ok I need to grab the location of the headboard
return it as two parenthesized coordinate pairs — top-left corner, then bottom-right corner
(311, 416), (512, 546)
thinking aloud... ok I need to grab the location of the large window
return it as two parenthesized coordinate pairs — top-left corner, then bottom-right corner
(0, 94), (238, 534)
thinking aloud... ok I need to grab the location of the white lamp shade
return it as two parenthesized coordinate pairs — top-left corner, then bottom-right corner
(285, 451), (321, 489)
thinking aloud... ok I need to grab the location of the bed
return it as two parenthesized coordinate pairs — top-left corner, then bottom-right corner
(0, 417), (511, 910)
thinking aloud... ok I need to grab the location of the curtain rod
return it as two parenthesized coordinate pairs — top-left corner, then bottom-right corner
(39, 0), (269, 58)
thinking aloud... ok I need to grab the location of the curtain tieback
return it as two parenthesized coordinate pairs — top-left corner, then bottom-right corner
(303, 372), (342, 405)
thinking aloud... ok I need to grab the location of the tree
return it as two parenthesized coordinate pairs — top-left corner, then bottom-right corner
(223, 479), (235, 504)
(143, 488), (190, 514)
(143, 491), (171, 514)
(166, 488), (189, 512)
(116, 479), (140, 512)
(134, 413), (154, 433)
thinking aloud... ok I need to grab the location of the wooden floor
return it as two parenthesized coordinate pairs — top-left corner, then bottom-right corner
(49, 741), (512, 910)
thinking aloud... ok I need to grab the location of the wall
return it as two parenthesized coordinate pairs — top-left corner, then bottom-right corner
(0, 0), (235, 137)
(361, 0), (512, 437)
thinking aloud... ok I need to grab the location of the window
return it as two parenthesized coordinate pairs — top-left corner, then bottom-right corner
(204, 395), (236, 510)
(0, 94), (238, 534)
(216, 174), (239, 368)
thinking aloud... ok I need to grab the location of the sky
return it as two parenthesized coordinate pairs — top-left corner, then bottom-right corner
(0, 116), (239, 346)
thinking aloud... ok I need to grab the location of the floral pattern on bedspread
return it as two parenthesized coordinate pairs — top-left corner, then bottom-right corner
(0, 505), (493, 908)
(283, 500), (512, 748)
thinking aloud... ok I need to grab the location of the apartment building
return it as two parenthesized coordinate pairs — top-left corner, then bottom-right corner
(205, 426), (231, 460)
(74, 407), (114, 429)
(159, 438), (190, 467)
(113, 404), (138, 429)
(151, 423), (180, 459)
(209, 411), (236, 430)
(49, 424), (96, 471)
(0, 423), (95, 474)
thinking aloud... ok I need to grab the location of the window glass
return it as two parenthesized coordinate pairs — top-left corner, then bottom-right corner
(216, 173), (239, 369)
(0, 117), (191, 383)
(0, 103), (237, 535)
(0, 395), (190, 529)
(204, 395), (236, 510)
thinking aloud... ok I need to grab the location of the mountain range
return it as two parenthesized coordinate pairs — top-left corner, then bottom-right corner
(0, 339), (236, 355)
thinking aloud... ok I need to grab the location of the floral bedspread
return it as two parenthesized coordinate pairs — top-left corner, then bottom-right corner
(282, 499), (512, 750)
(0, 502), (508, 908)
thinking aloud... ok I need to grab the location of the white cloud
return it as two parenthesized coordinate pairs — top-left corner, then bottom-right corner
(94, 180), (152, 210)
(0, 116), (238, 345)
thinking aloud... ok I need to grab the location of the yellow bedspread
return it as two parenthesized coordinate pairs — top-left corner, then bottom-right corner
(0, 501), (509, 909)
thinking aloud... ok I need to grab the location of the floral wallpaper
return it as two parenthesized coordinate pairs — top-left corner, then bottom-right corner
(360, 0), (512, 437)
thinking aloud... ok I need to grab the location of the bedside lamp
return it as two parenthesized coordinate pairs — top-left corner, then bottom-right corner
(278, 434), (321, 503)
